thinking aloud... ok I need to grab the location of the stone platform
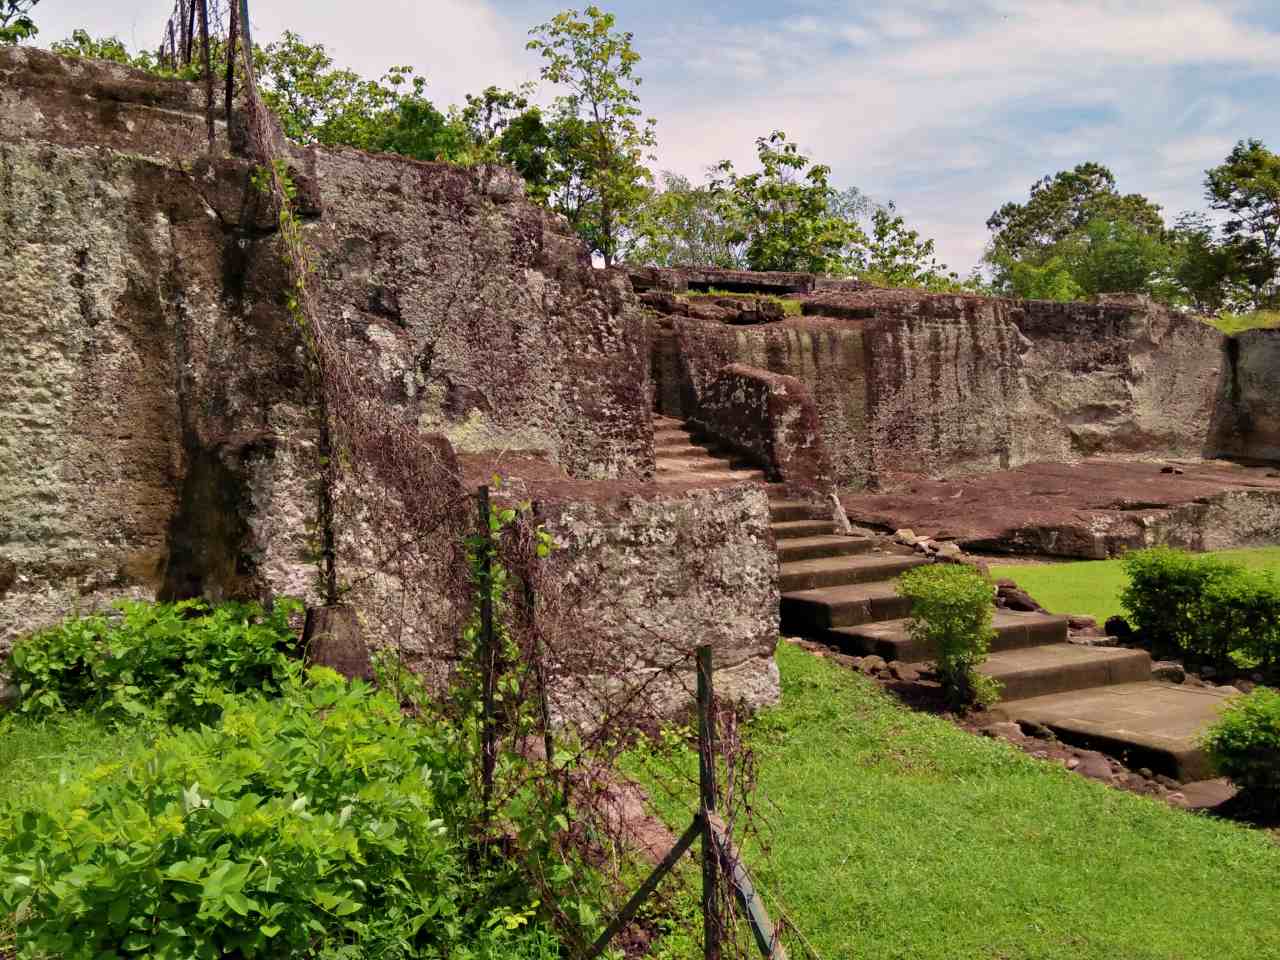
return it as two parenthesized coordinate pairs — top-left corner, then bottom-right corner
(992, 682), (1237, 781)
(840, 458), (1280, 559)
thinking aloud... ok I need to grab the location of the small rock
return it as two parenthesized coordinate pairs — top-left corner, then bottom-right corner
(1200, 665), (1217, 679)
(1019, 720), (1056, 741)
(1236, 679), (1255, 694)
(0, 679), (18, 713)
(831, 653), (859, 670)
(1076, 756), (1114, 781)
(888, 661), (920, 682)
(1138, 767), (1154, 780)
(1160, 465), (1185, 475)
(1217, 685), (1242, 696)
(979, 721), (1023, 741)
(1067, 615), (1097, 631)
(1066, 757), (1081, 770)
(1156, 775), (1181, 790)
(1151, 661), (1186, 684)
(1000, 587), (1041, 612)
(936, 542), (963, 559)
(1104, 615), (1134, 640)
(860, 655), (887, 675)
(893, 528), (917, 545)
(848, 656), (865, 671)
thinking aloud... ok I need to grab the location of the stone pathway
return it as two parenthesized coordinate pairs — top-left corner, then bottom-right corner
(650, 416), (1236, 782)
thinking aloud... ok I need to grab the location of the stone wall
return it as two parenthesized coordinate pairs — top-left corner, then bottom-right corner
(0, 48), (649, 655)
(1213, 328), (1280, 462)
(532, 481), (781, 715)
(646, 283), (1228, 489)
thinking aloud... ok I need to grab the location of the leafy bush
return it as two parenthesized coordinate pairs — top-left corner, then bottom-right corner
(0, 670), (557, 960)
(6, 599), (303, 725)
(898, 564), (999, 708)
(1202, 687), (1280, 811)
(1120, 548), (1280, 666)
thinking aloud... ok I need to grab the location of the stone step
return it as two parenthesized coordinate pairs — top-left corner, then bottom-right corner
(656, 454), (738, 472)
(825, 610), (1070, 662)
(654, 428), (696, 444)
(771, 519), (835, 539)
(655, 442), (721, 460)
(768, 500), (828, 523)
(779, 554), (928, 592)
(979, 644), (1152, 703)
(991, 681), (1238, 781)
(655, 469), (767, 484)
(781, 581), (912, 631)
(777, 535), (875, 563)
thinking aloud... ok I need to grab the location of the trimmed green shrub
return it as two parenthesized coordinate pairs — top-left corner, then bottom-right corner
(1121, 548), (1280, 666)
(898, 564), (999, 708)
(6, 599), (303, 725)
(1120, 547), (1238, 655)
(1202, 687), (1280, 812)
(1197, 568), (1280, 669)
(0, 670), (557, 960)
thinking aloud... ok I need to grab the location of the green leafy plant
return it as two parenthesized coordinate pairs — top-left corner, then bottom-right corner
(898, 564), (999, 708)
(0, 671), (557, 959)
(1120, 547), (1280, 667)
(1202, 687), (1280, 812)
(0, 0), (38, 46)
(6, 599), (303, 725)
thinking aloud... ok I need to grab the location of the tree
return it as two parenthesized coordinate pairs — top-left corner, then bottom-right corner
(711, 131), (866, 274)
(527, 6), (656, 266)
(50, 29), (158, 69)
(986, 162), (1171, 299)
(0, 0), (38, 45)
(626, 171), (745, 268)
(1168, 212), (1236, 313)
(858, 205), (963, 291)
(1205, 139), (1280, 309)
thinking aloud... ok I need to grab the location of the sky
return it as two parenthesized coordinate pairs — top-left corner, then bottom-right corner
(33, 0), (1280, 272)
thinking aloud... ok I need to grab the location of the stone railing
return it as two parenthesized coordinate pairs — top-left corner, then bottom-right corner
(691, 363), (831, 487)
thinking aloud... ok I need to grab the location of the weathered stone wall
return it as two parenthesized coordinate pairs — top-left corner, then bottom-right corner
(1213, 329), (1280, 462)
(650, 283), (1227, 489)
(684, 364), (829, 486)
(533, 481), (780, 715)
(675, 315), (873, 485)
(0, 48), (652, 657)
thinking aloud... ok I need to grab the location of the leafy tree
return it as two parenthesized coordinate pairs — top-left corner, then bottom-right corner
(527, 6), (656, 266)
(50, 28), (158, 69)
(711, 131), (866, 274)
(986, 162), (1171, 299)
(626, 171), (745, 268)
(1167, 211), (1236, 313)
(0, 0), (38, 45)
(1205, 138), (1280, 309)
(456, 85), (557, 201)
(858, 205), (964, 291)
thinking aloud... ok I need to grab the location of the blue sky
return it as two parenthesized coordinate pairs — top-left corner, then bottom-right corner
(36, 1), (1280, 271)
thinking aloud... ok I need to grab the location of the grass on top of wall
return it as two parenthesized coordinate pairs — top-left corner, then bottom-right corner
(1207, 310), (1280, 336)
(627, 642), (1280, 960)
(988, 546), (1280, 625)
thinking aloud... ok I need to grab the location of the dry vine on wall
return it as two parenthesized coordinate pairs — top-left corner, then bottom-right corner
(223, 11), (784, 954)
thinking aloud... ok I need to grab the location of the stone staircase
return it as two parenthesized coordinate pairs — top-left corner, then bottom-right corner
(773, 498), (1154, 702)
(653, 415), (769, 484)
(650, 416), (1233, 780)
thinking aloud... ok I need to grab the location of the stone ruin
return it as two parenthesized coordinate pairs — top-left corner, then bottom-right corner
(2, 46), (1278, 715)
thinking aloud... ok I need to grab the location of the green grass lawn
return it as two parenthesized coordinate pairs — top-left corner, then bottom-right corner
(630, 643), (1280, 960)
(988, 546), (1280, 625)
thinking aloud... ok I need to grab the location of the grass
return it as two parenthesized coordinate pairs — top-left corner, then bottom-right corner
(683, 288), (804, 316)
(989, 546), (1280, 625)
(1207, 310), (1280, 336)
(630, 643), (1280, 959)
(0, 712), (150, 809)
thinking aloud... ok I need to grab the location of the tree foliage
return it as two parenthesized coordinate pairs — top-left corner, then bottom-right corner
(527, 5), (656, 266)
(710, 131), (865, 274)
(1204, 138), (1280, 310)
(627, 171), (744, 268)
(0, 0), (37, 46)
